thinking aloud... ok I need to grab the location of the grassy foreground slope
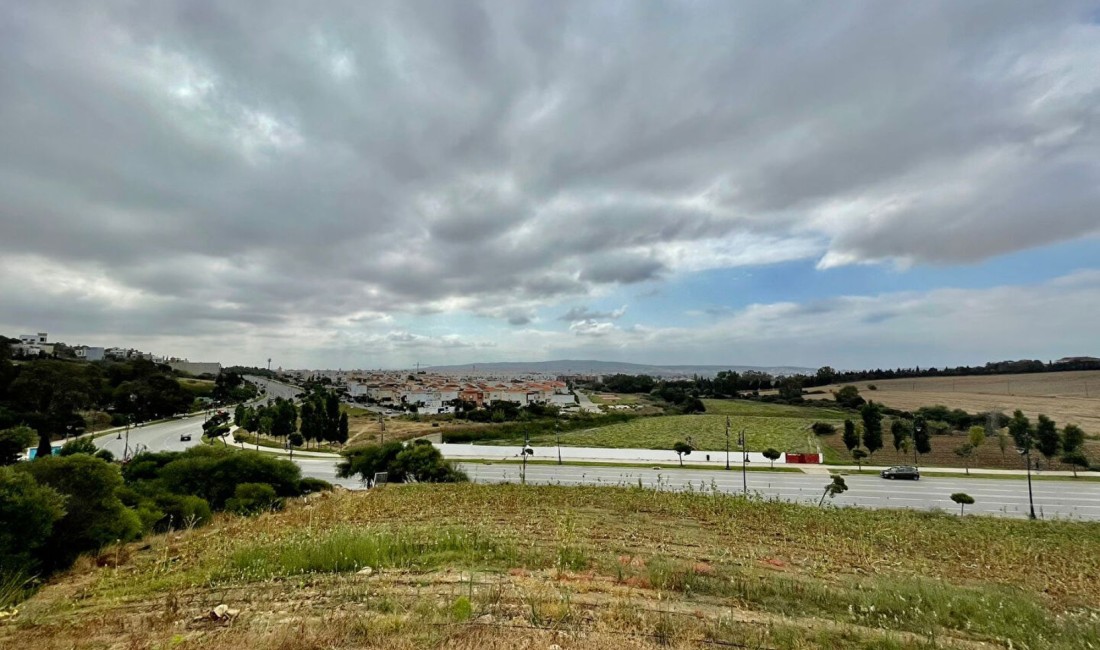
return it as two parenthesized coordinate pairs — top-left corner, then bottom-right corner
(4, 485), (1099, 649)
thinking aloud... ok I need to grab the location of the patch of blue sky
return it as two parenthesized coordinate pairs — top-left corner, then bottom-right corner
(631, 235), (1100, 327)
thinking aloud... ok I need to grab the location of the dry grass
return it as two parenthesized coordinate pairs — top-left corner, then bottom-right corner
(4, 485), (1100, 649)
(812, 370), (1100, 436)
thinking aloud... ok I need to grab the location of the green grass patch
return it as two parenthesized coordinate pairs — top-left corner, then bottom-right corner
(463, 458), (805, 472)
(223, 527), (521, 579)
(701, 398), (848, 420)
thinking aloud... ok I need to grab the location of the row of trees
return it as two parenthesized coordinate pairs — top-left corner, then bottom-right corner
(832, 402), (1090, 474)
(232, 389), (350, 450)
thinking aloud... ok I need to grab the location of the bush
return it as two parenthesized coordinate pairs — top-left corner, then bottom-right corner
(147, 446), (302, 509)
(811, 422), (836, 436)
(339, 442), (467, 484)
(15, 455), (142, 570)
(0, 467), (65, 575)
(94, 448), (115, 463)
(298, 477), (333, 494)
(0, 426), (36, 465)
(59, 436), (98, 456)
(226, 482), (281, 515)
(154, 494), (212, 530)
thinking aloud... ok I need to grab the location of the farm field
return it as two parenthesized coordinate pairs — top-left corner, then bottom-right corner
(812, 370), (1100, 436)
(482, 400), (846, 453)
(5, 484), (1099, 649)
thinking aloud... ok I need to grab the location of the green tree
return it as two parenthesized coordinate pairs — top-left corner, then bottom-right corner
(968, 425), (986, 451)
(834, 385), (864, 409)
(59, 436), (98, 456)
(1061, 450), (1089, 477)
(842, 419), (860, 452)
(0, 467), (65, 575)
(954, 443), (975, 475)
(337, 412), (349, 445)
(860, 402), (883, 456)
(950, 492), (974, 516)
(225, 482), (280, 515)
(997, 428), (1011, 459)
(913, 416), (932, 461)
(890, 419), (911, 459)
(391, 442), (467, 483)
(673, 441), (692, 467)
(763, 448), (780, 469)
(15, 454), (141, 570)
(0, 426), (36, 465)
(818, 474), (848, 506)
(1062, 424), (1085, 454)
(1035, 415), (1060, 469)
(851, 448), (868, 470)
(1008, 410), (1032, 451)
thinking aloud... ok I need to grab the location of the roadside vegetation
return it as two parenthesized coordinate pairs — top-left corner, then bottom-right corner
(4, 484), (1099, 649)
(0, 444), (329, 610)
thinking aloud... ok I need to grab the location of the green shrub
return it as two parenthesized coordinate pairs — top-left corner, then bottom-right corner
(58, 437), (98, 456)
(0, 467), (65, 575)
(0, 426), (36, 465)
(298, 477), (333, 494)
(226, 482), (281, 515)
(15, 455), (142, 570)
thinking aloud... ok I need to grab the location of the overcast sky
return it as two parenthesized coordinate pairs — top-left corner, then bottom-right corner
(2, 1), (1099, 370)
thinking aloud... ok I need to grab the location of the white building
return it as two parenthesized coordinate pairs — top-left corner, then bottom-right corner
(75, 346), (105, 361)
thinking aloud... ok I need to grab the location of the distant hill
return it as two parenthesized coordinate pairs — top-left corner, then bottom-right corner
(421, 359), (814, 377)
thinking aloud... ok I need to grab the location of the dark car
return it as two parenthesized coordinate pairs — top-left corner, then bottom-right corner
(881, 465), (920, 480)
(180, 433), (192, 442)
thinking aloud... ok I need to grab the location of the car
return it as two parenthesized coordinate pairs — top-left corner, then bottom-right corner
(880, 465), (920, 480)
(180, 433), (192, 442)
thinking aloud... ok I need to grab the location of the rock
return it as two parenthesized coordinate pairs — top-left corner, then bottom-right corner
(357, 566), (374, 576)
(549, 645), (562, 650)
(226, 609), (240, 617)
(210, 604), (230, 620)
(476, 614), (495, 624)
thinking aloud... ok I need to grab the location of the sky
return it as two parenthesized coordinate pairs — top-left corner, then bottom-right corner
(1, 1), (1099, 371)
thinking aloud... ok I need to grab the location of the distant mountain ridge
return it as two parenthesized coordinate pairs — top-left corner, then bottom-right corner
(421, 359), (814, 377)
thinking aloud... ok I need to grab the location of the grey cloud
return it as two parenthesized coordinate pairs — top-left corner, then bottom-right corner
(1, 1), (1098, 350)
(558, 306), (626, 322)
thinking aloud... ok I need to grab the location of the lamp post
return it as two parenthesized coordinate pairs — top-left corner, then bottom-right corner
(724, 416), (730, 470)
(1018, 444), (1037, 520)
(739, 428), (748, 495)
(123, 393), (136, 460)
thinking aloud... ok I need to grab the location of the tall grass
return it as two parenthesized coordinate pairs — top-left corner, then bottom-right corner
(0, 571), (33, 611)
(225, 527), (520, 579)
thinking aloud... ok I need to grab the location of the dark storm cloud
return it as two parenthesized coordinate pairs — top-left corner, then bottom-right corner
(1, 0), (1099, 348)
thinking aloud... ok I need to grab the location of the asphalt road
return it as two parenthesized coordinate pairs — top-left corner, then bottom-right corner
(92, 390), (1100, 521)
(460, 463), (1100, 521)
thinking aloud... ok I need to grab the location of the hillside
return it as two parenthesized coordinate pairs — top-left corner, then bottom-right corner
(4, 484), (1099, 649)
(423, 359), (814, 377)
(813, 370), (1100, 435)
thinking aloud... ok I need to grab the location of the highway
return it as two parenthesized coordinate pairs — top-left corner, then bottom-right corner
(90, 376), (1100, 520)
(458, 463), (1100, 521)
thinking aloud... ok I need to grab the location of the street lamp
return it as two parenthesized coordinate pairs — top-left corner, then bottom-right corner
(555, 425), (562, 465)
(1017, 444), (1037, 520)
(123, 393), (136, 460)
(724, 416), (730, 470)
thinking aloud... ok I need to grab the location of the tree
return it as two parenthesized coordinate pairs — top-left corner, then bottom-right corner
(15, 454), (142, 570)
(997, 428), (1011, 459)
(913, 416), (931, 462)
(842, 420), (860, 452)
(1008, 410), (1037, 519)
(673, 441), (692, 467)
(890, 419), (910, 459)
(950, 492), (974, 516)
(59, 436), (98, 456)
(860, 402), (883, 457)
(0, 425), (36, 465)
(0, 467), (65, 575)
(288, 432), (304, 459)
(35, 430), (54, 461)
(337, 412), (349, 445)
(954, 443), (975, 475)
(1061, 450), (1089, 477)
(233, 403), (246, 426)
(1035, 414), (1060, 469)
(763, 448), (780, 469)
(834, 385), (865, 409)
(968, 425), (986, 451)
(818, 474), (848, 506)
(851, 448), (868, 470)
(812, 422), (836, 436)
(391, 442), (467, 483)
(1062, 424), (1085, 455)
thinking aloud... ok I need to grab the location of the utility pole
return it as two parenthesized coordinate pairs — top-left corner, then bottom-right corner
(521, 429), (531, 485)
(724, 416), (730, 470)
(1026, 449), (1036, 520)
(267, 358), (272, 372)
